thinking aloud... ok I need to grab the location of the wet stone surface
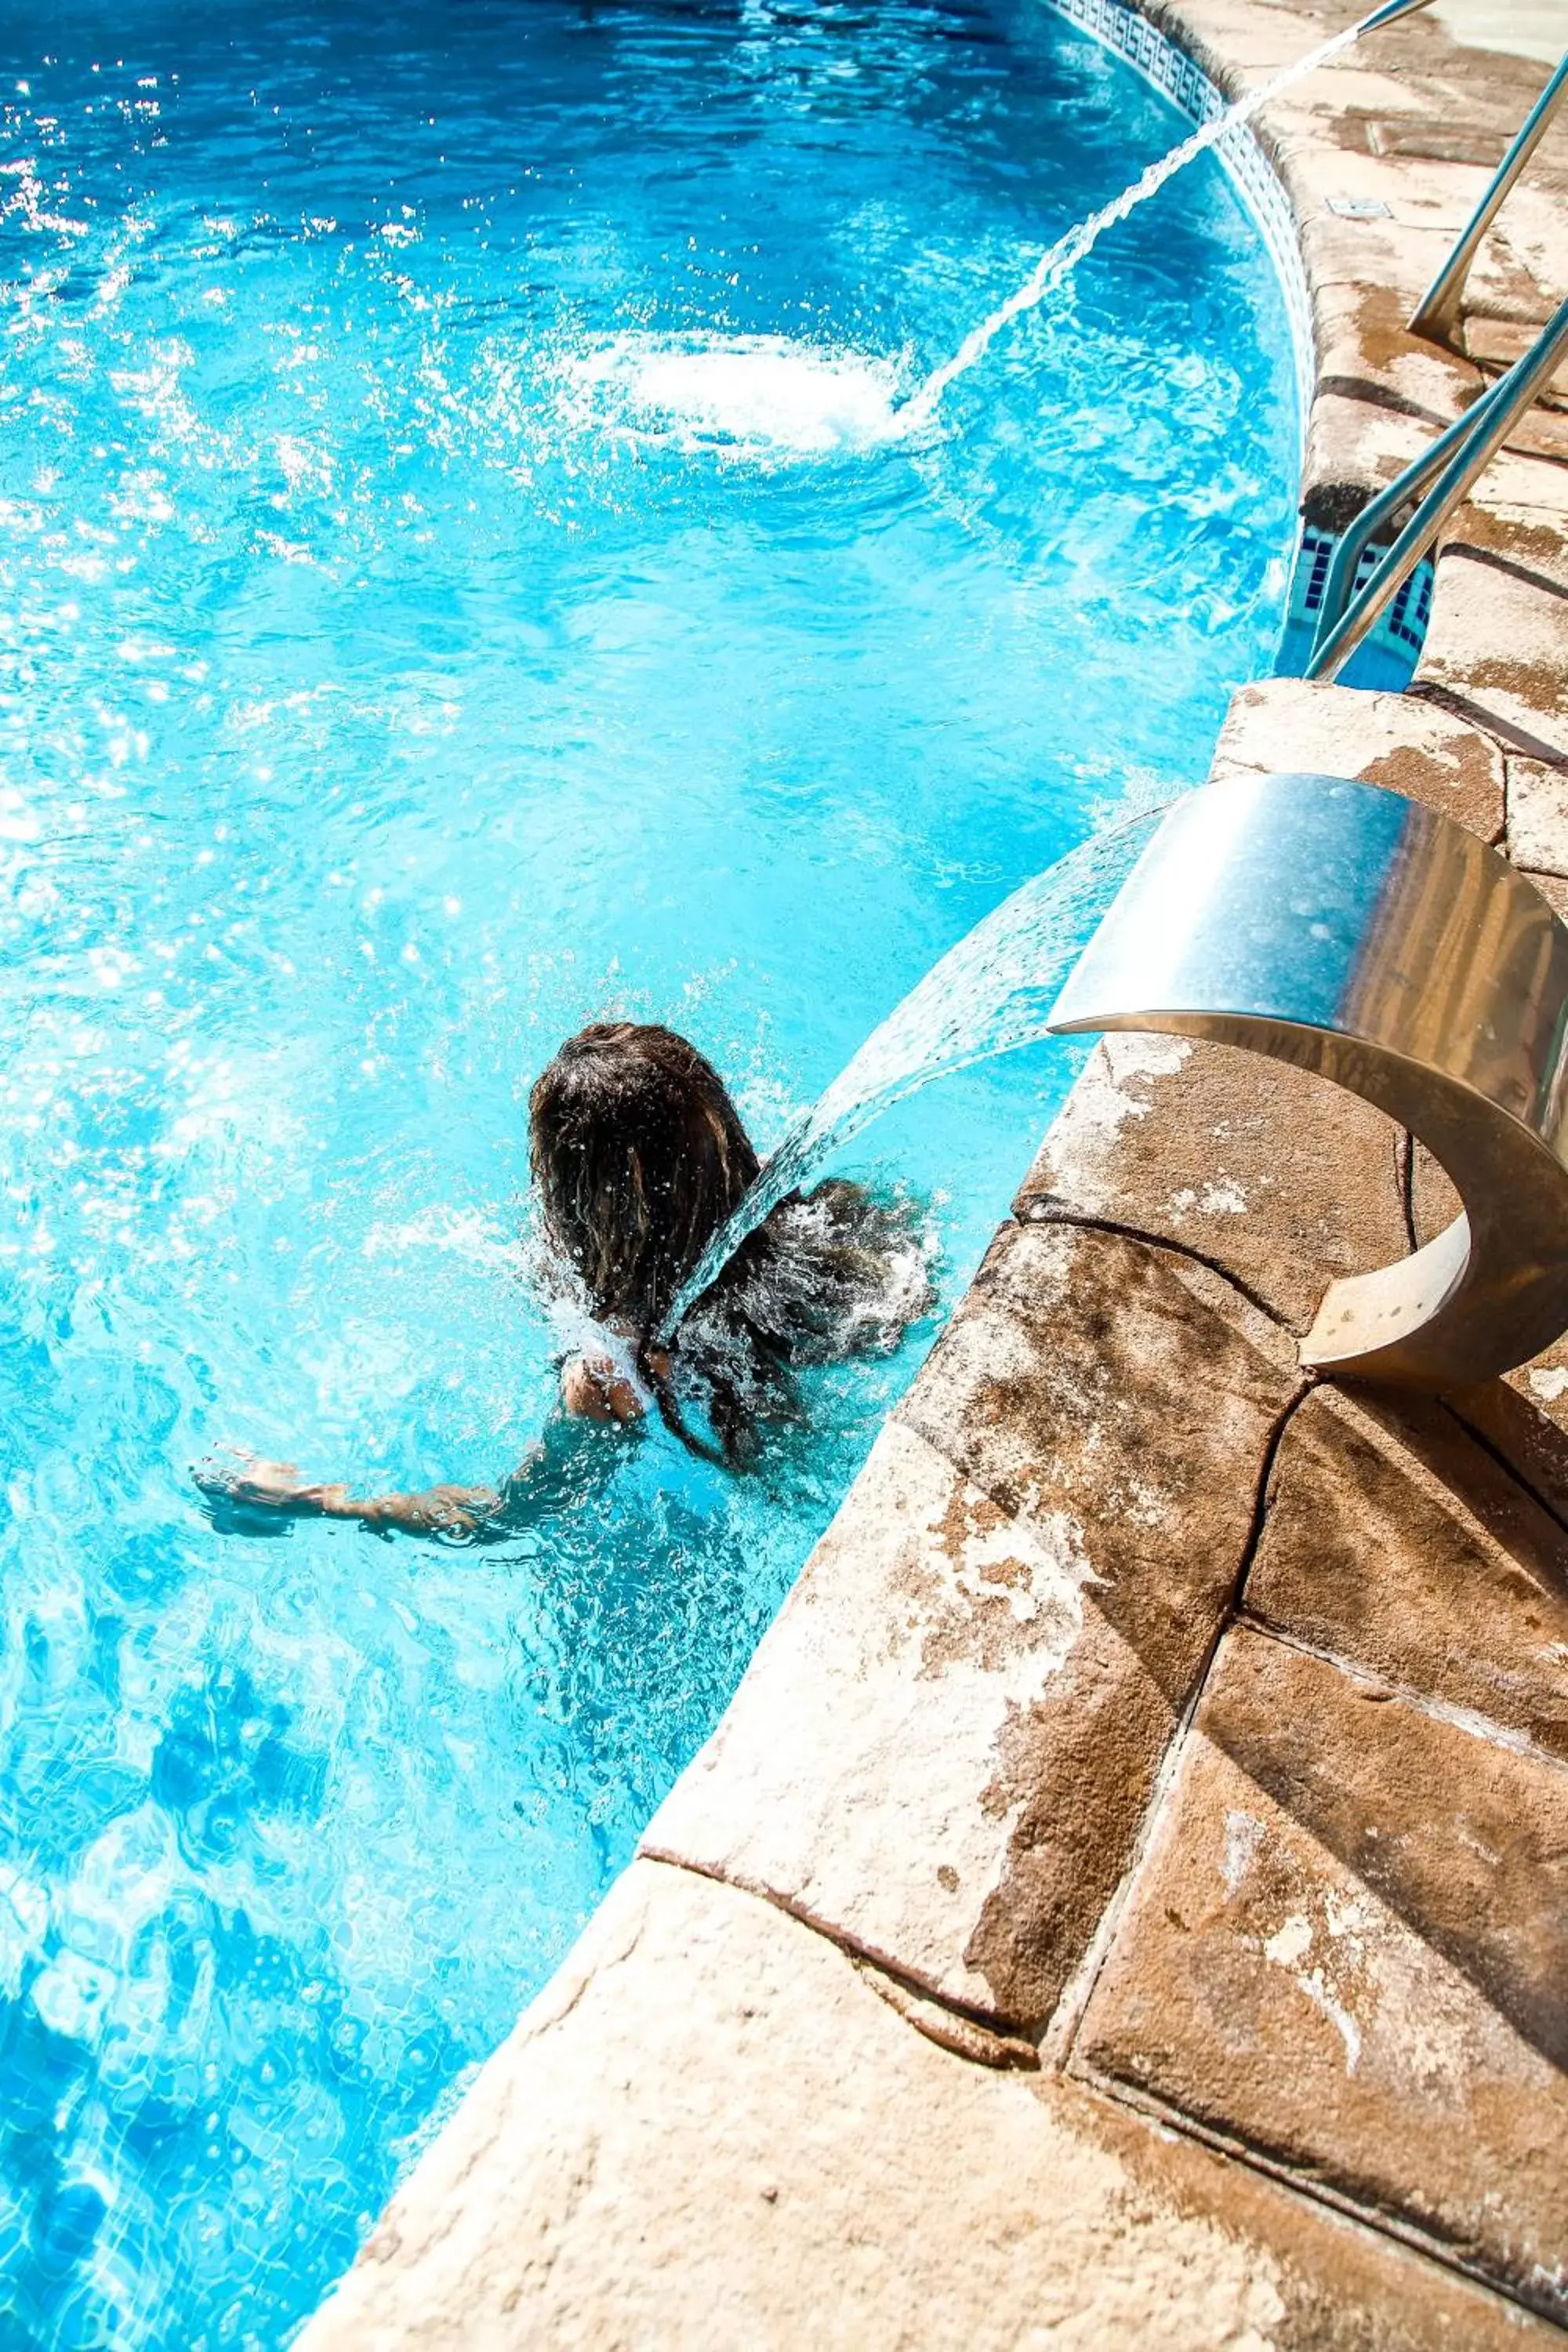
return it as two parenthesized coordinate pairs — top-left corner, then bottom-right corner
(1076, 1624), (1568, 2325)
(1016, 1032), (1409, 1334)
(645, 1219), (1299, 2031)
(1245, 1382), (1568, 1758)
(1416, 544), (1568, 764)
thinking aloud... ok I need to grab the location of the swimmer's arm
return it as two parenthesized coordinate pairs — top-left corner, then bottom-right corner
(191, 1449), (506, 1536)
(193, 1355), (652, 1541)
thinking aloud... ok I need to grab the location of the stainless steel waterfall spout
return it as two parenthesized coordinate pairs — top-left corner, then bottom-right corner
(1046, 773), (1568, 1389)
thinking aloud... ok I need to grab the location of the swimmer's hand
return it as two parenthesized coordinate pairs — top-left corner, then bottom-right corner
(561, 1352), (662, 1424)
(193, 1447), (350, 1516)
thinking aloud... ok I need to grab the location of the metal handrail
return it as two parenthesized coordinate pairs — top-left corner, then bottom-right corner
(1410, 49), (1568, 341)
(1359, 0), (1438, 28)
(1307, 370), (1506, 659)
(1306, 291), (1568, 683)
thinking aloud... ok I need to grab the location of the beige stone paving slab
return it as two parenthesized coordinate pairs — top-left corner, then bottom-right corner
(1293, 206), (1470, 300)
(1212, 674), (1507, 834)
(1468, 322), (1568, 393)
(1275, 139), (1492, 228)
(1244, 1382), (1568, 1755)
(1305, 389), (1454, 522)
(1456, 498), (1568, 596)
(1075, 1624), (1568, 2325)
(1446, 1374), (1568, 1533)
(1517, 864), (1568, 918)
(1415, 543), (1568, 760)
(646, 1220), (1298, 2031)
(1016, 1036), (1408, 1332)
(1472, 448), (1568, 520)
(1434, 1), (1568, 68)
(297, 1857), (1556, 2352)
(1445, 181), (1568, 326)
(1310, 278), (1479, 416)
(1507, 752), (1568, 869)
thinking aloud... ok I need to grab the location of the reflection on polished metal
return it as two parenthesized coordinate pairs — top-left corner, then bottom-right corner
(1410, 49), (1568, 343)
(1306, 292), (1568, 682)
(1047, 772), (1568, 1388)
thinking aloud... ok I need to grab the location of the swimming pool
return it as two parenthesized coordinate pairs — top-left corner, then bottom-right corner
(0, 0), (1297, 2339)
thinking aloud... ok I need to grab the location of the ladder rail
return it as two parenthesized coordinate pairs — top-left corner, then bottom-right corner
(1307, 371), (1506, 659)
(1409, 49), (1568, 342)
(1306, 292), (1568, 684)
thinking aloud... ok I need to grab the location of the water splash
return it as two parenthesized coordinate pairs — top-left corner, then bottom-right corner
(660, 802), (1170, 1340)
(900, 23), (1362, 428)
(572, 22), (1371, 455)
(566, 332), (905, 456)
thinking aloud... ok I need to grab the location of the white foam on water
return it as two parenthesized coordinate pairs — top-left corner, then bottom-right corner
(564, 331), (906, 458)
(565, 19), (1377, 458)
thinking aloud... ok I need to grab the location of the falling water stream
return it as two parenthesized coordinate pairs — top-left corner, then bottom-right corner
(579, 20), (1378, 456)
(662, 802), (1169, 1337)
(901, 20), (1361, 427)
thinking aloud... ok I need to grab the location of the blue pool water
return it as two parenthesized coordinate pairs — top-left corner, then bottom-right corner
(0, 1), (1298, 2340)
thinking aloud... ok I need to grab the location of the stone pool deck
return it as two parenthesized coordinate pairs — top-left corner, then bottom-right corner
(300, 5), (1568, 2345)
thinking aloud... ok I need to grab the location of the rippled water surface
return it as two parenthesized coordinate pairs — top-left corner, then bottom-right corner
(0, 1), (1296, 2339)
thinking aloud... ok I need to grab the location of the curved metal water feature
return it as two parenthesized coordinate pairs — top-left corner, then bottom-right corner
(1047, 771), (1568, 1388)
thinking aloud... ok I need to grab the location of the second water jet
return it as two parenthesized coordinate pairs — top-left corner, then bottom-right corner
(901, 0), (1434, 428)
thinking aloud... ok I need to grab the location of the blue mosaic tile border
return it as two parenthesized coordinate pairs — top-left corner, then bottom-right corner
(1279, 529), (1433, 683)
(1043, 0), (1316, 436)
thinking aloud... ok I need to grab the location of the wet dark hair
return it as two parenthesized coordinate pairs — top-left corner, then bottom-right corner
(529, 1022), (758, 1340)
(529, 1021), (930, 1465)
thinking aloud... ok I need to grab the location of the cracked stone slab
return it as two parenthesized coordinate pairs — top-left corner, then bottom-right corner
(1303, 387), (1454, 527)
(1245, 1382), (1568, 1759)
(644, 1220), (1298, 2031)
(297, 1857), (1553, 2352)
(1076, 1624), (1568, 2326)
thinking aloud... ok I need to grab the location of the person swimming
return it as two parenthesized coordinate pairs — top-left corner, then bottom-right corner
(194, 1020), (931, 1539)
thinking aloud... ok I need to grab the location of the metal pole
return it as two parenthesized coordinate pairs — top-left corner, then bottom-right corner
(1307, 292), (1568, 683)
(1355, 0), (1438, 27)
(1307, 372), (1506, 660)
(1410, 49), (1568, 341)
